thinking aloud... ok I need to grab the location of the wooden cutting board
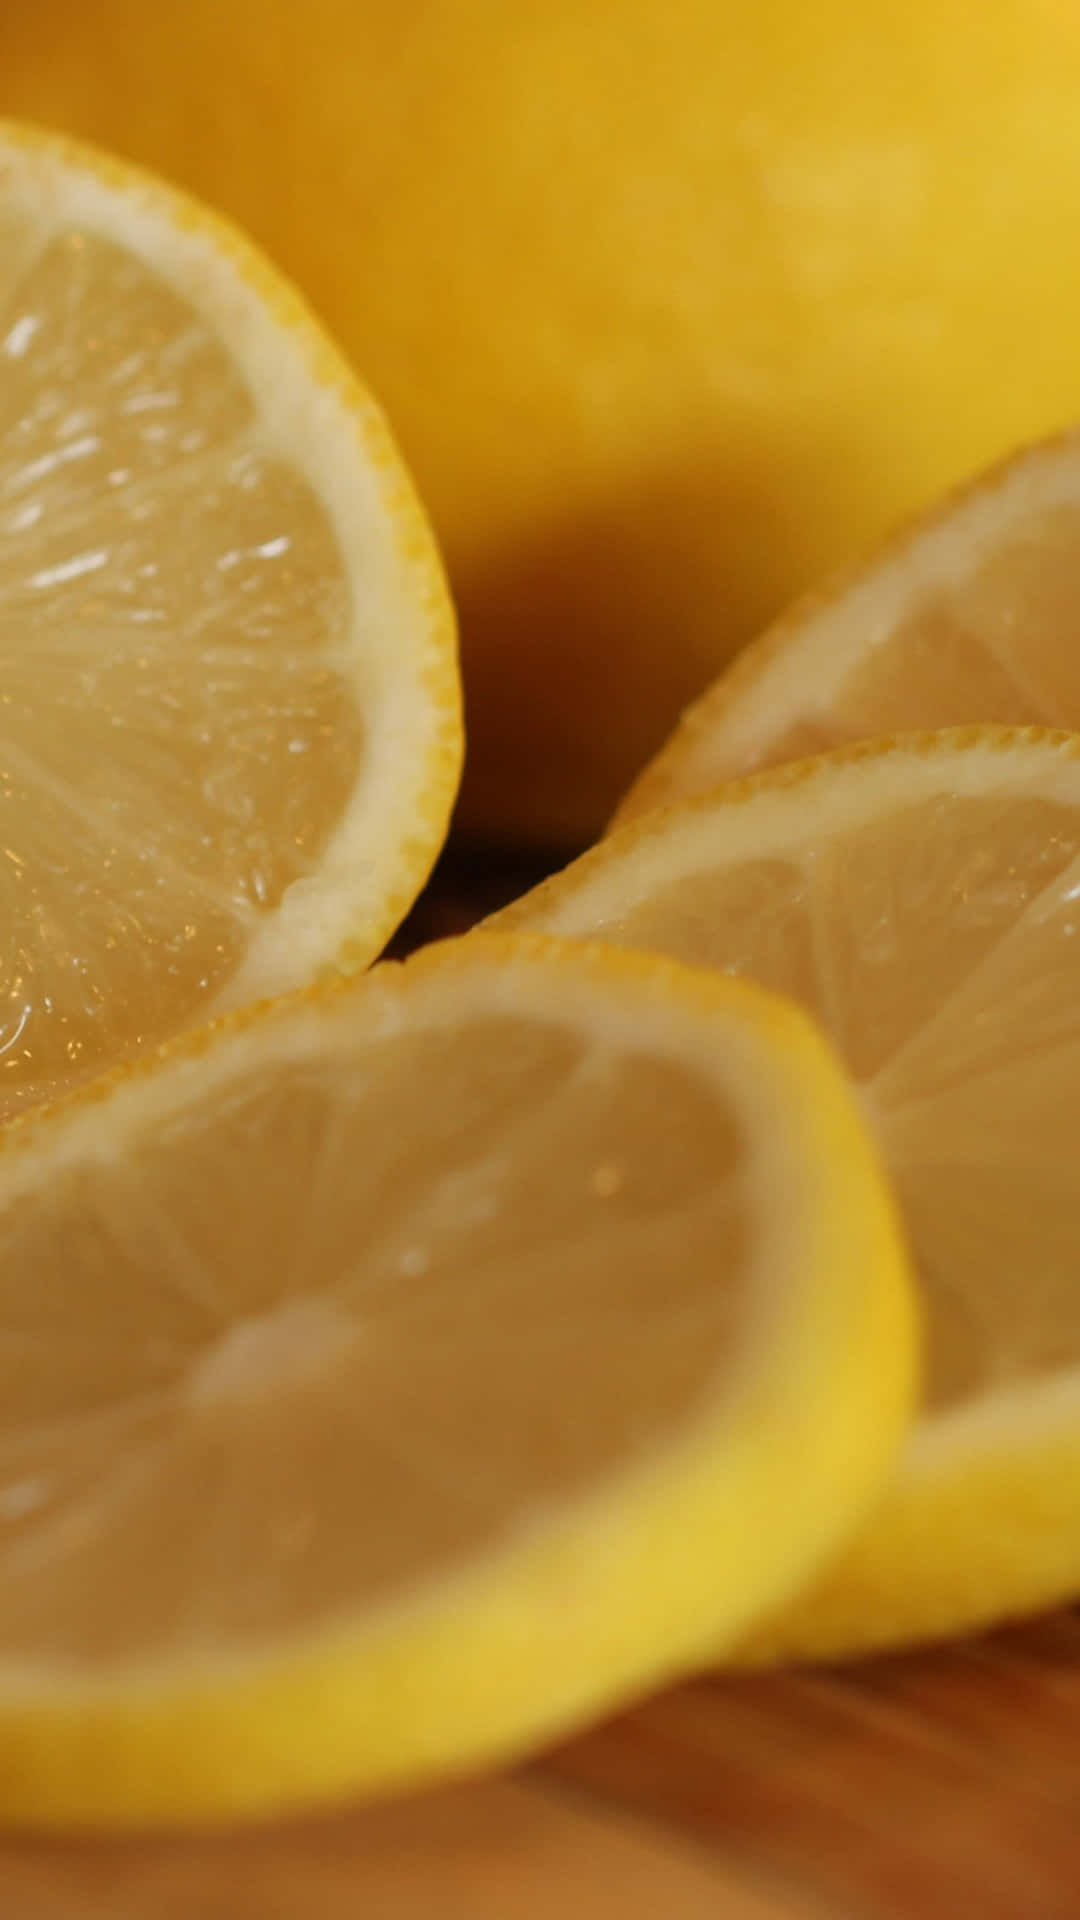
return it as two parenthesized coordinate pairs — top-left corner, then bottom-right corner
(4, 1609), (1080, 1918)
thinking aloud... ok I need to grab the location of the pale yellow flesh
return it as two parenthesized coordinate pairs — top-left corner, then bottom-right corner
(498, 733), (1080, 1646)
(620, 437), (1080, 823)
(0, 226), (355, 1112)
(0, 1012), (746, 1663)
(0, 935), (914, 1824)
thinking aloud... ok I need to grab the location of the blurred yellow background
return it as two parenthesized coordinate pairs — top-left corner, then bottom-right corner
(6, 0), (1080, 843)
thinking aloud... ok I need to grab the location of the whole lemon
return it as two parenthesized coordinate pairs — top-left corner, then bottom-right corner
(7, 1), (1080, 842)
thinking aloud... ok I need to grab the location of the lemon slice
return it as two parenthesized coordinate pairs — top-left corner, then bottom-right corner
(618, 430), (1080, 824)
(0, 121), (460, 1116)
(0, 932), (912, 1827)
(498, 728), (1080, 1655)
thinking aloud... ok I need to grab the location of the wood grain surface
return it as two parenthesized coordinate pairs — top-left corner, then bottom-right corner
(4, 1611), (1079, 1918)
(549, 1610), (1080, 1919)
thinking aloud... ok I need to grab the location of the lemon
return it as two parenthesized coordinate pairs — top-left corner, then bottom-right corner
(0, 123), (460, 1116)
(497, 729), (1080, 1655)
(621, 428), (1080, 822)
(6, 3), (1080, 841)
(0, 932), (912, 1827)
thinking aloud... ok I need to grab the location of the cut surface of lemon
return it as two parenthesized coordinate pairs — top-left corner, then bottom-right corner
(0, 932), (913, 1827)
(0, 121), (460, 1117)
(498, 729), (1080, 1655)
(619, 430), (1080, 826)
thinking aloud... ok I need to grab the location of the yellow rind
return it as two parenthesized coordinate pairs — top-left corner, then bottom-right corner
(741, 1399), (1080, 1664)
